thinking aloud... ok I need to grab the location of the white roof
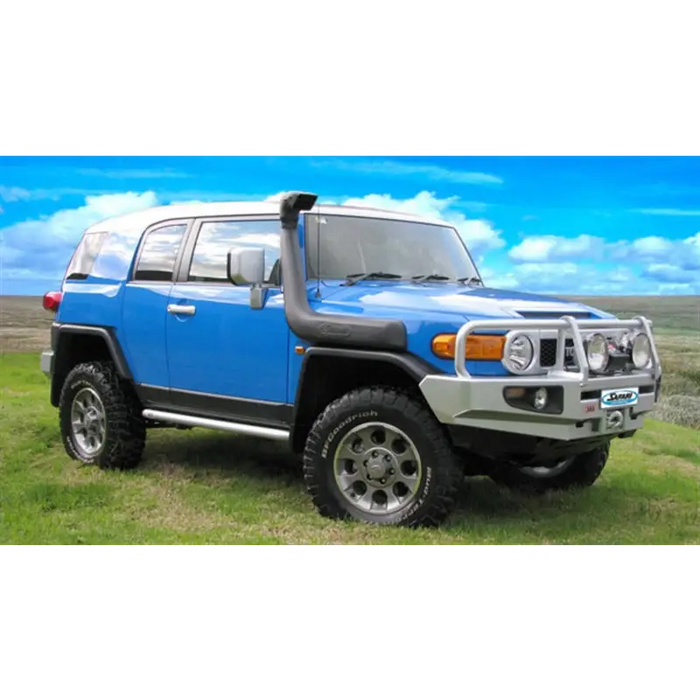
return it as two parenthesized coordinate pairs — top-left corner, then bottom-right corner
(85, 199), (452, 234)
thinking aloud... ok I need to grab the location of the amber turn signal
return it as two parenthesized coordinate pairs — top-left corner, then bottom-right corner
(432, 333), (505, 360)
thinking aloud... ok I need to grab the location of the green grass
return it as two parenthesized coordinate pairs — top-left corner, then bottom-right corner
(1, 353), (698, 544)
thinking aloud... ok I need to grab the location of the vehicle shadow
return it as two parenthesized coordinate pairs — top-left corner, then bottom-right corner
(142, 429), (562, 521)
(143, 430), (303, 483)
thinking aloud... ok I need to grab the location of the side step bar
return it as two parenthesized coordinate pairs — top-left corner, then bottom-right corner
(142, 409), (290, 442)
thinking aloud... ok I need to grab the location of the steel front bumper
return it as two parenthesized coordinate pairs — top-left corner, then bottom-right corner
(420, 372), (658, 440)
(40, 350), (54, 378)
(419, 315), (661, 442)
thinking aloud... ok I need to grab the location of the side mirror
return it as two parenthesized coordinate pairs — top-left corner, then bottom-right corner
(227, 247), (264, 286)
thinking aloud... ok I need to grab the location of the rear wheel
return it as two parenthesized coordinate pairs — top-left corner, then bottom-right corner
(303, 386), (462, 527)
(59, 361), (146, 470)
(489, 443), (610, 493)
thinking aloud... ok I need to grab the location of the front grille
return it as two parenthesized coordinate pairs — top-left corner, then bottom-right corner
(539, 338), (576, 368)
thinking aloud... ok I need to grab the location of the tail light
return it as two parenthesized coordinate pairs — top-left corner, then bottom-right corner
(42, 291), (63, 313)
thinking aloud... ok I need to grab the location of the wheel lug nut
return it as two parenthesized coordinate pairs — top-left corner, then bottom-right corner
(380, 479), (386, 484)
(372, 451), (378, 458)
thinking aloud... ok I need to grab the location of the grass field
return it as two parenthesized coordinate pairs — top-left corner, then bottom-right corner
(0, 294), (698, 544)
(1, 353), (698, 544)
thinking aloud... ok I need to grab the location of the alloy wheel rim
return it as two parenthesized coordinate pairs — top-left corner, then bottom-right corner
(70, 387), (107, 456)
(333, 422), (423, 515)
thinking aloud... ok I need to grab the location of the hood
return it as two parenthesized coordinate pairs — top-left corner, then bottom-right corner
(317, 282), (614, 321)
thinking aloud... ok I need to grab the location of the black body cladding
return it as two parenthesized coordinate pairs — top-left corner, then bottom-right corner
(278, 191), (408, 352)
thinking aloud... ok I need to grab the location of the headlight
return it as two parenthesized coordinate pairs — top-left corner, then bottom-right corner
(503, 333), (534, 372)
(632, 333), (652, 369)
(586, 333), (610, 372)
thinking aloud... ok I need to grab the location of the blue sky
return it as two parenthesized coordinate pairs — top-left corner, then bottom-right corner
(1, 156), (699, 296)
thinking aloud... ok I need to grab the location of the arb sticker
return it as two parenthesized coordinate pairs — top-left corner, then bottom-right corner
(601, 388), (639, 409)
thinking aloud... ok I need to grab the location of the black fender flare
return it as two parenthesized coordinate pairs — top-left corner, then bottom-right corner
(290, 346), (443, 452)
(50, 323), (133, 405)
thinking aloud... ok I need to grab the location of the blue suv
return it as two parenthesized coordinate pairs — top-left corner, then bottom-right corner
(40, 192), (662, 527)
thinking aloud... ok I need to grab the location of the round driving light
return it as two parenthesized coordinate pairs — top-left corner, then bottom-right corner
(586, 333), (610, 372)
(532, 387), (548, 410)
(503, 333), (534, 372)
(632, 333), (651, 369)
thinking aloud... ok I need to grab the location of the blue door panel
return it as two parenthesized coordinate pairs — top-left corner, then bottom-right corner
(166, 284), (290, 403)
(120, 283), (172, 387)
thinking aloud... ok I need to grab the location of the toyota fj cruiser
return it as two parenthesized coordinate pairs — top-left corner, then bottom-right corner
(40, 192), (662, 527)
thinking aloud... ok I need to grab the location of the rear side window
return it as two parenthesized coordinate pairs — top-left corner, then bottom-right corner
(133, 224), (187, 282)
(65, 232), (109, 280)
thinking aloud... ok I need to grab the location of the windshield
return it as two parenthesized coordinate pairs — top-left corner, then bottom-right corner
(304, 214), (480, 282)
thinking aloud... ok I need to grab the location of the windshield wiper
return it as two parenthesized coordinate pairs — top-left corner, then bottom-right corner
(411, 274), (451, 283)
(343, 271), (403, 286)
(457, 276), (483, 286)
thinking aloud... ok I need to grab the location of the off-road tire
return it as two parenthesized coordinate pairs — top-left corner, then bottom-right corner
(59, 361), (146, 470)
(489, 443), (610, 493)
(303, 386), (462, 527)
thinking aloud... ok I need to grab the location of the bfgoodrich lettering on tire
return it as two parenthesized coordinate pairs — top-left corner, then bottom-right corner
(59, 361), (146, 470)
(303, 386), (462, 526)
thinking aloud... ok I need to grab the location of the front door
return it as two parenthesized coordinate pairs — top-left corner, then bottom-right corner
(165, 217), (290, 422)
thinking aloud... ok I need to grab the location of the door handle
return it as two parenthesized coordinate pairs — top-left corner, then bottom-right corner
(167, 304), (196, 316)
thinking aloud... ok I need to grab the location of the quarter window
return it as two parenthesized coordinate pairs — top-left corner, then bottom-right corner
(188, 220), (281, 284)
(133, 224), (187, 282)
(65, 232), (109, 280)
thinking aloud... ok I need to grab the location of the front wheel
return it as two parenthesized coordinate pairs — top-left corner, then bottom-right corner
(303, 387), (462, 527)
(489, 443), (611, 493)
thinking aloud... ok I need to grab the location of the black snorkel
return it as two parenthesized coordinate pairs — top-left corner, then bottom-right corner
(279, 191), (407, 351)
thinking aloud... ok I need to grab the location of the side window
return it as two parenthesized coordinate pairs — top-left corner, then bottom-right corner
(65, 232), (109, 280)
(188, 220), (280, 284)
(133, 224), (187, 282)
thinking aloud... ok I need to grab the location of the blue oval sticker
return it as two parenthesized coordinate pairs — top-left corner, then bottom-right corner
(601, 388), (639, 408)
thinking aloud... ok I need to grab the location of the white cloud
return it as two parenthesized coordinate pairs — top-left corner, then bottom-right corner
(516, 262), (580, 277)
(44, 191), (159, 241)
(684, 232), (700, 261)
(0, 191), (158, 279)
(340, 191), (505, 254)
(168, 199), (207, 206)
(508, 231), (700, 274)
(0, 185), (31, 202)
(0, 186), (95, 202)
(628, 236), (674, 257)
(478, 267), (519, 290)
(509, 234), (605, 262)
(77, 168), (189, 179)
(481, 259), (700, 296)
(635, 208), (700, 216)
(642, 264), (697, 283)
(312, 159), (503, 185)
